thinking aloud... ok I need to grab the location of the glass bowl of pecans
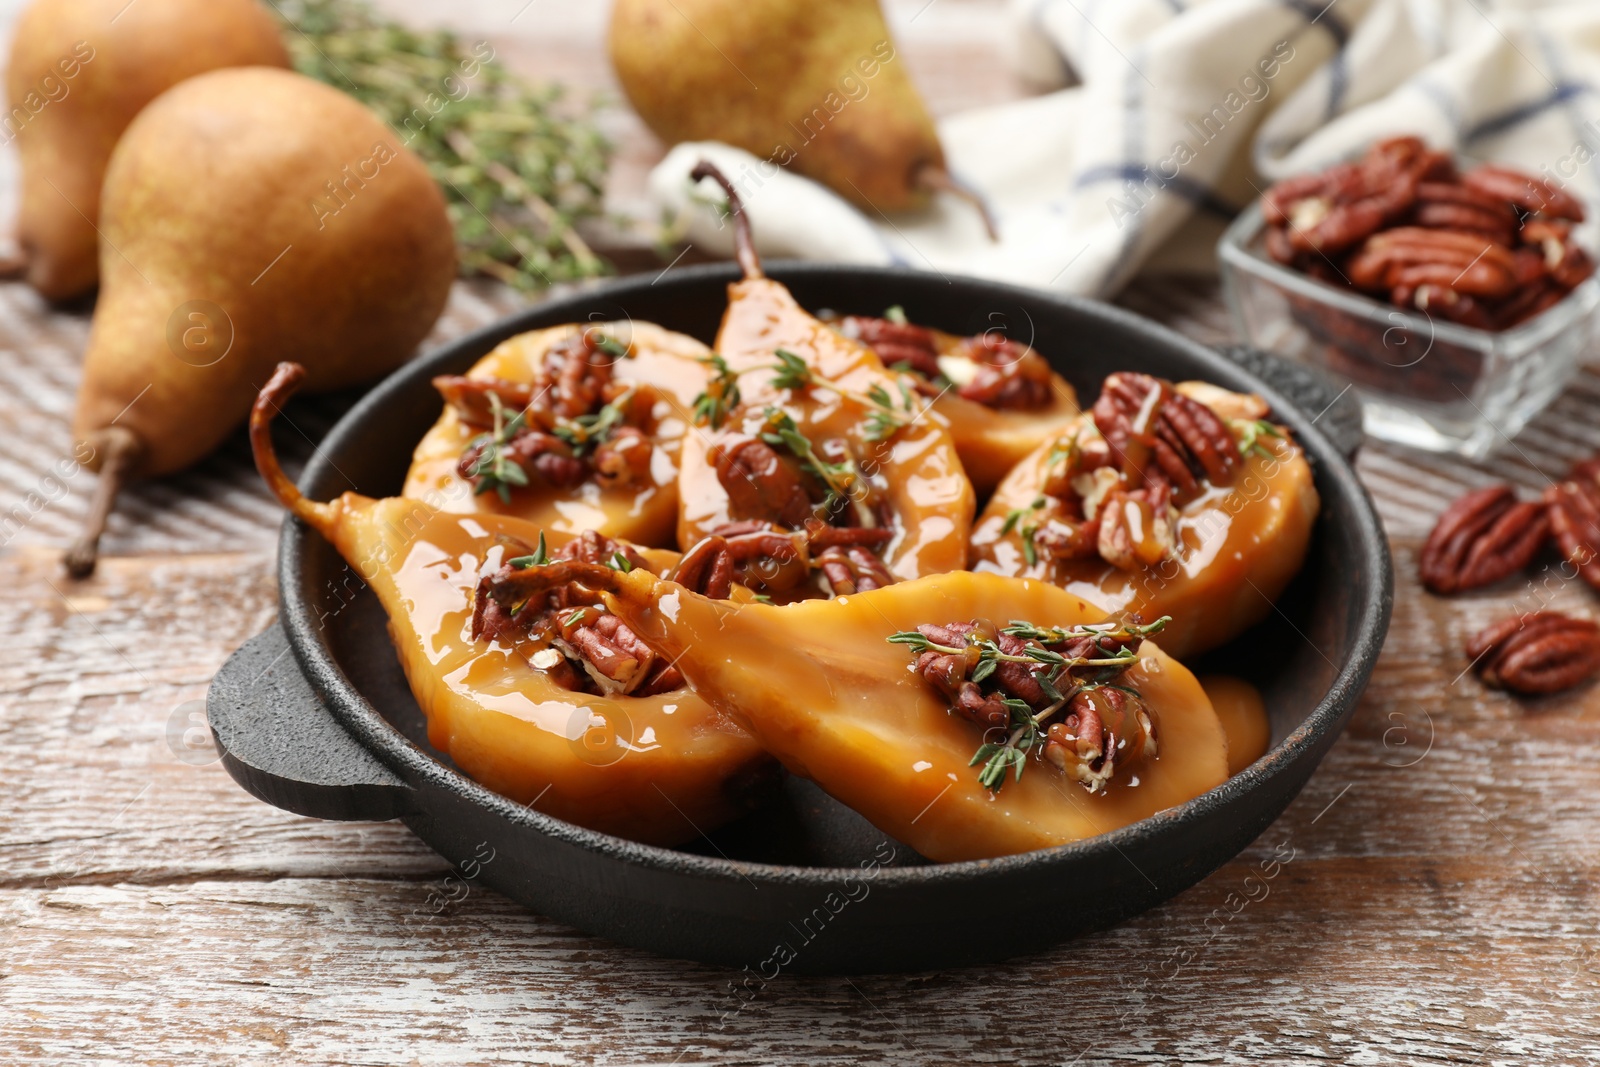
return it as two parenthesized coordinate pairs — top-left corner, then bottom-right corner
(1219, 136), (1600, 458)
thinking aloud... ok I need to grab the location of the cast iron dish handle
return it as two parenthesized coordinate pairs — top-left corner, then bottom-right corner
(208, 622), (418, 822)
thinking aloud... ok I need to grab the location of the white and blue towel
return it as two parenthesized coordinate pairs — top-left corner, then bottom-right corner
(649, 0), (1600, 297)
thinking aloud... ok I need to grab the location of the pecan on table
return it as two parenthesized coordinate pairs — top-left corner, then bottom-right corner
(1466, 611), (1600, 694)
(1093, 371), (1242, 499)
(1419, 484), (1549, 594)
(1544, 457), (1600, 590)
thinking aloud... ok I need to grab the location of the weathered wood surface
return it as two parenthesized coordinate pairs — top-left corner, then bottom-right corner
(4, 3), (1600, 1065)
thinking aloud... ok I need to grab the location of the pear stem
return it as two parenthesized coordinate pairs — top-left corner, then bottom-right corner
(251, 362), (335, 532)
(689, 160), (764, 280)
(915, 164), (999, 242)
(63, 427), (143, 580)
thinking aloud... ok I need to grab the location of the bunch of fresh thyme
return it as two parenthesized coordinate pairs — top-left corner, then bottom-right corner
(275, 0), (613, 290)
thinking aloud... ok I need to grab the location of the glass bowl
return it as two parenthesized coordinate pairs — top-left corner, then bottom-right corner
(1219, 202), (1600, 457)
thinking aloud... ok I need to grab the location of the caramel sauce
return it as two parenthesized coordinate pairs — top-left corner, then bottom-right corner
(402, 322), (712, 547)
(605, 568), (1229, 862)
(676, 279), (974, 579)
(1200, 674), (1272, 774)
(316, 493), (768, 846)
(971, 405), (1320, 660)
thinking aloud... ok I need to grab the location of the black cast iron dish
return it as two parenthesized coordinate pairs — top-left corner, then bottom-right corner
(208, 263), (1392, 974)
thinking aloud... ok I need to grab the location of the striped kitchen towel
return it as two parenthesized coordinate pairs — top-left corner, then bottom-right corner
(648, 0), (1600, 298)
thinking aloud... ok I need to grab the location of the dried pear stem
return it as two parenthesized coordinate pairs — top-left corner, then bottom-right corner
(689, 160), (763, 281)
(915, 163), (999, 242)
(62, 427), (143, 579)
(486, 558), (636, 604)
(250, 361), (336, 533)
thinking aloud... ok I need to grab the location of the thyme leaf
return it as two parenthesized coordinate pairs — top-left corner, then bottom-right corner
(467, 392), (531, 503)
(692, 353), (740, 430)
(506, 531), (550, 569)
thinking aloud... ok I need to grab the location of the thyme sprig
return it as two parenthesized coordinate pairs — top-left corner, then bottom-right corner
(1234, 418), (1285, 459)
(506, 532), (550, 570)
(863, 381), (915, 442)
(278, 0), (612, 291)
(760, 408), (857, 510)
(1000, 495), (1050, 566)
(466, 392), (531, 503)
(692, 354), (740, 430)
(551, 389), (632, 456)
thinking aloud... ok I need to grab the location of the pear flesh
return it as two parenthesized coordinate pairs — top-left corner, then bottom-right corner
(4, 0), (290, 301)
(66, 66), (457, 576)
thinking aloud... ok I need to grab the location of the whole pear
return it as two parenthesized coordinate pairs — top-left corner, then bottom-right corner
(4, 0), (290, 301)
(609, 0), (989, 230)
(65, 66), (457, 577)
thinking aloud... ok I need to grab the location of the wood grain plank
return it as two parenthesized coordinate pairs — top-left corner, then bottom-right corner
(3, 853), (1597, 1066)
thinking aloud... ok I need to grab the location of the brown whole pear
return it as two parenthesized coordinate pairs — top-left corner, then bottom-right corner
(4, 0), (290, 301)
(65, 66), (456, 577)
(609, 0), (993, 233)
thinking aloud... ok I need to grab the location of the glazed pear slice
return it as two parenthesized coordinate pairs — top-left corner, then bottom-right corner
(972, 384), (1320, 660)
(831, 314), (1080, 493)
(254, 365), (770, 846)
(677, 163), (973, 584)
(403, 321), (711, 547)
(489, 562), (1229, 862)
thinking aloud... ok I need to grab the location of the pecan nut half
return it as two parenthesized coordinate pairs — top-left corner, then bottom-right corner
(1544, 458), (1600, 590)
(1419, 484), (1549, 594)
(1466, 611), (1600, 694)
(1093, 372), (1242, 499)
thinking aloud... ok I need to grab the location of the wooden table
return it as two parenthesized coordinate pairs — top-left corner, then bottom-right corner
(4, 3), (1600, 1064)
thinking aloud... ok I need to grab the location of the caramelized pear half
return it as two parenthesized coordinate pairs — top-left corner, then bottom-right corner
(487, 562), (1229, 862)
(676, 163), (973, 591)
(972, 380), (1319, 659)
(257, 365), (769, 846)
(403, 321), (711, 547)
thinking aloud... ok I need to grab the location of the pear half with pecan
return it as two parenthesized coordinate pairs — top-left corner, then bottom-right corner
(971, 374), (1320, 659)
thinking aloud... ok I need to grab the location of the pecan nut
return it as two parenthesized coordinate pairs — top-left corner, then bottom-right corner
(1093, 372), (1242, 498)
(838, 315), (941, 380)
(712, 434), (816, 530)
(1419, 484), (1549, 594)
(1347, 228), (1520, 299)
(433, 375), (537, 428)
(1544, 458), (1600, 590)
(1461, 164), (1587, 222)
(1097, 485), (1177, 571)
(1466, 611), (1600, 694)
